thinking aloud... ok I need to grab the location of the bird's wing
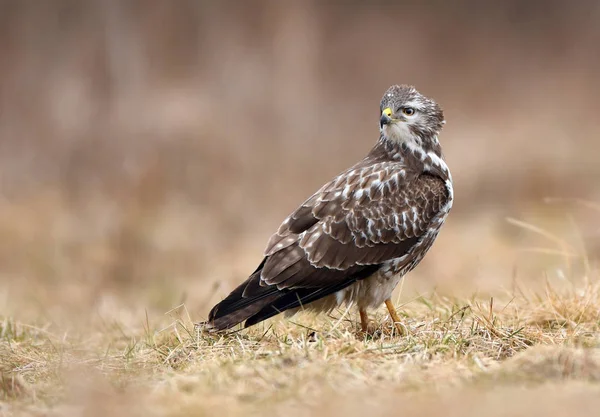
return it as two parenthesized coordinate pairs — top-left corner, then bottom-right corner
(207, 162), (449, 330)
(261, 162), (449, 288)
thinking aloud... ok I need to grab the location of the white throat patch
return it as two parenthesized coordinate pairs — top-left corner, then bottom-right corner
(380, 122), (421, 148)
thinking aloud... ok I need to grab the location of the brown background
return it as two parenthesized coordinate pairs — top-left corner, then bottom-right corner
(1, 0), (599, 322)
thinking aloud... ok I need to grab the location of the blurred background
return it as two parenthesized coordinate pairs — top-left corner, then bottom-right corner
(1, 0), (600, 325)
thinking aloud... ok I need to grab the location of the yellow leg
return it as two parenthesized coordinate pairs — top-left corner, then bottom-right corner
(385, 299), (405, 336)
(359, 309), (369, 333)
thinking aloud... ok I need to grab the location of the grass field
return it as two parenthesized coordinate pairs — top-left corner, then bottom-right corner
(2, 199), (600, 417)
(3, 273), (600, 416)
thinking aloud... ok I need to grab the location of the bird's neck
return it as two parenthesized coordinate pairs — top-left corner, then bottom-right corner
(368, 135), (451, 181)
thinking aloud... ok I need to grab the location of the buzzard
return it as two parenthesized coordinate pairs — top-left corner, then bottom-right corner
(205, 85), (453, 335)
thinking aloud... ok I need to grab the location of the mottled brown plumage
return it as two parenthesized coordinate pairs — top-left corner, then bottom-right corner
(204, 85), (453, 333)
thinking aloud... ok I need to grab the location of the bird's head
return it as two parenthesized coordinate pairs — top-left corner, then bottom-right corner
(379, 85), (445, 151)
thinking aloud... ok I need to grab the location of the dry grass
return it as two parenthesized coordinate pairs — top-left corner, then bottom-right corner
(1, 180), (599, 417)
(2, 257), (600, 416)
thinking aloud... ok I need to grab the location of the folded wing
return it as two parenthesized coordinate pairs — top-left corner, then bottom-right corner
(207, 162), (449, 330)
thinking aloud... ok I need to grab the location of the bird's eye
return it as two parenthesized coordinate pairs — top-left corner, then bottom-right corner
(402, 107), (416, 116)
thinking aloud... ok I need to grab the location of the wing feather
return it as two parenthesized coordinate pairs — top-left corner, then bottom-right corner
(207, 161), (451, 330)
(264, 164), (448, 280)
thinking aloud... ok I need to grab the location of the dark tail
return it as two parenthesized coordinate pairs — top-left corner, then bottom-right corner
(204, 259), (379, 331)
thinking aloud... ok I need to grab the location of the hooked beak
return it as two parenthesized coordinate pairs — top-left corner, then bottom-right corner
(380, 107), (393, 129)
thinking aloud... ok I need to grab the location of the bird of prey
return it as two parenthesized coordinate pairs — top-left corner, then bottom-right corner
(205, 85), (453, 335)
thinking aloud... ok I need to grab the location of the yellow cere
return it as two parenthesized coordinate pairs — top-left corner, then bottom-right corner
(382, 107), (393, 117)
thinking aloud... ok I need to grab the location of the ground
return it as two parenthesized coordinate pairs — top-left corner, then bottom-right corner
(2, 244), (600, 416)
